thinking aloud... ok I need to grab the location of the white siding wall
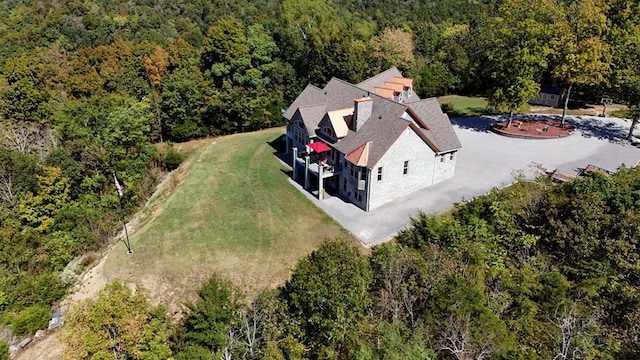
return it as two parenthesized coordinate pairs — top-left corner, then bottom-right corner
(368, 128), (436, 210)
(433, 151), (457, 184)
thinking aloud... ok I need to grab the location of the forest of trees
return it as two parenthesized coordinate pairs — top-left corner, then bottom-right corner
(62, 168), (640, 359)
(2, 0), (640, 358)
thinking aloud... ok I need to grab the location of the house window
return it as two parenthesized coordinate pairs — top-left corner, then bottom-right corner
(377, 167), (383, 181)
(360, 168), (366, 180)
(403, 160), (409, 175)
(440, 156), (445, 163)
(550, 95), (556, 100)
(323, 127), (335, 138)
(350, 164), (356, 178)
(343, 178), (347, 191)
(449, 153), (455, 161)
(357, 193), (362, 201)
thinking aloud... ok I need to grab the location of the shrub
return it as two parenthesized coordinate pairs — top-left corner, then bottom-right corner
(0, 340), (9, 360)
(440, 102), (454, 113)
(10, 305), (50, 336)
(164, 145), (185, 171)
(32, 273), (66, 305)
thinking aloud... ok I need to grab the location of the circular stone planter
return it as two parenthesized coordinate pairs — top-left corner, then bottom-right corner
(491, 118), (575, 139)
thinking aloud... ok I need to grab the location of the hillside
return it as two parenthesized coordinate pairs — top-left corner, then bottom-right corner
(15, 128), (353, 359)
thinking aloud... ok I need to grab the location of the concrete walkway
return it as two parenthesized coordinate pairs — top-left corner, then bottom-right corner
(289, 115), (640, 245)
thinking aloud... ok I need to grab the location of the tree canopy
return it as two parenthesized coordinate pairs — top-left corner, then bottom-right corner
(4, 0), (640, 353)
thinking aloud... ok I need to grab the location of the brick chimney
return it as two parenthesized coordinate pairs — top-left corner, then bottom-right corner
(353, 97), (373, 131)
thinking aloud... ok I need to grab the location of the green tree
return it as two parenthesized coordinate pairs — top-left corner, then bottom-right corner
(202, 19), (281, 133)
(551, 0), (612, 126)
(161, 70), (206, 141)
(610, 10), (640, 139)
(282, 238), (372, 356)
(18, 166), (71, 232)
(275, 0), (374, 85)
(102, 98), (153, 158)
(0, 53), (52, 124)
(430, 276), (517, 359)
(487, 0), (556, 126)
(374, 322), (434, 360)
(175, 275), (236, 356)
(63, 281), (172, 360)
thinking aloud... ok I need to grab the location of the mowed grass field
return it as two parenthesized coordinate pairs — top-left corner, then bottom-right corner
(437, 94), (627, 117)
(102, 128), (351, 309)
(437, 95), (491, 117)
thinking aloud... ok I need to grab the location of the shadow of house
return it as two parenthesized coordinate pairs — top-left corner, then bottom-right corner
(268, 134), (287, 154)
(450, 116), (496, 133)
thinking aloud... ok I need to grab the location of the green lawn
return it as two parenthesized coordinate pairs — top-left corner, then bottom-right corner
(103, 128), (351, 308)
(437, 95), (491, 117)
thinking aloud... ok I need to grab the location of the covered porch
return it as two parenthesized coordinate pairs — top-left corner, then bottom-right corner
(292, 141), (341, 199)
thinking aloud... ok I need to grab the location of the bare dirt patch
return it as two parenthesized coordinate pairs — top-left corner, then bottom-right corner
(529, 103), (628, 117)
(13, 332), (62, 360)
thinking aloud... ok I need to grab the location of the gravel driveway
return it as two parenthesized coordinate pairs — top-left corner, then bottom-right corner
(290, 115), (640, 245)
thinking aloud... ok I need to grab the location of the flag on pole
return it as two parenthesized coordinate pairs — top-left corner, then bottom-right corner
(113, 173), (123, 198)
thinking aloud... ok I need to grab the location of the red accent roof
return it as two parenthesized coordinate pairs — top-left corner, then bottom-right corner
(345, 141), (371, 166)
(393, 77), (413, 87)
(384, 81), (404, 92)
(374, 87), (395, 98)
(307, 142), (331, 153)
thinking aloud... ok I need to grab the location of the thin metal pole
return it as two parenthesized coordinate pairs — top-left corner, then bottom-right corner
(119, 199), (132, 254)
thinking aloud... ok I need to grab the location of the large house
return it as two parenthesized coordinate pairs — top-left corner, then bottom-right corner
(284, 68), (461, 211)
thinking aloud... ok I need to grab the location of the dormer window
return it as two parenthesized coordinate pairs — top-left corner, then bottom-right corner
(323, 127), (335, 138)
(408, 87), (413, 97)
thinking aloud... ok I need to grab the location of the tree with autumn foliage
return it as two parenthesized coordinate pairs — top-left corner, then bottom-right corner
(551, 0), (612, 126)
(143, 46), (169, 142)
(370, 27), (416, 73)
(63, 281), (173, 360)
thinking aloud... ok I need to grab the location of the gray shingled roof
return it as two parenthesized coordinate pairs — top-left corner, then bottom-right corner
(408, 98), (462, 152)
(284, 69), (461, 168)
(356, 67), (421, 104)
(297, 104), (326, 136)
(332, 94), (410, 169)
(283, 84), (324, 121)
(323, 78), (371, 110)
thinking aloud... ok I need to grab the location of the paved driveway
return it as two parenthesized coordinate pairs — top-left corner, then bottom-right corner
(290, 115), (640, 245)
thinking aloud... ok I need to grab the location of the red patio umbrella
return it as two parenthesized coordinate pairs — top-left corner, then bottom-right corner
(307, 142), (331, 153)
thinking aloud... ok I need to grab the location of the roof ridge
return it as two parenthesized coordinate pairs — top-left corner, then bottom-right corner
(356, 67), (401, 86)
(297, 103), (327, 110)
(326, 77), (408, 109)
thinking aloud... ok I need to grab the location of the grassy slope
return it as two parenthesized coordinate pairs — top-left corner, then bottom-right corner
(102, 128), (350, 308)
